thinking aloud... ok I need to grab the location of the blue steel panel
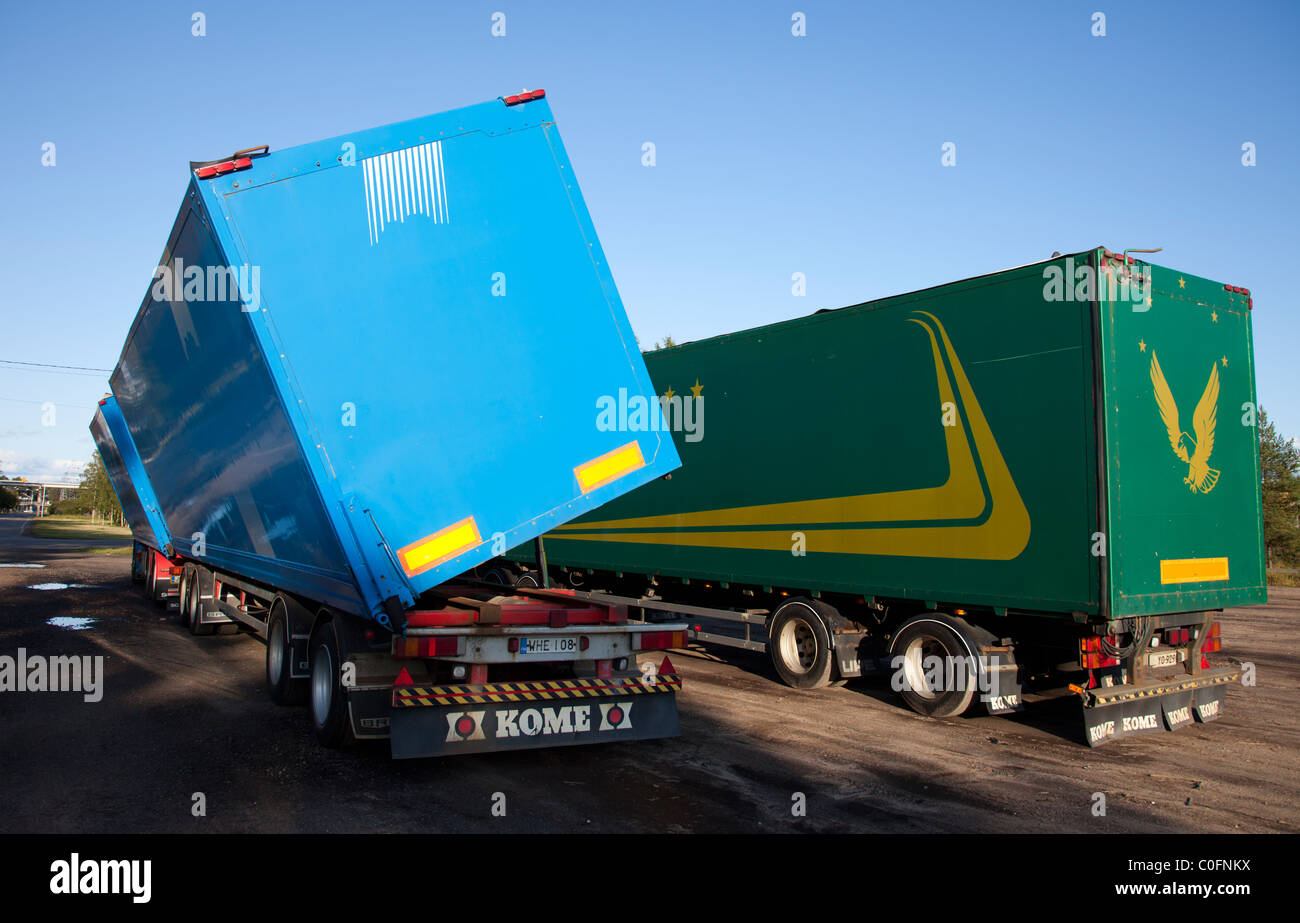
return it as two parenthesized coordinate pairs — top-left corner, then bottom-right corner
(90, 400), (157, 548)
(110, 202), (362, 614)
(91, 396), (173, 551)
(110, 93), (679, 626)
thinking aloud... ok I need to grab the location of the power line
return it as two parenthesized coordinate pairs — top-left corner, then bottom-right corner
(0, 396), (97, 410)
(0, 359), (112, 373)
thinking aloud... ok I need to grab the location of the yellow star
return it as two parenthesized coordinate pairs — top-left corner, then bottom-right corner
(1178, 276), (1186, 289)
(1211, 310), (1218, 323)
(1145, 296), (1152, 306)
(663, 386), (675, 400)
(1138, 339), (1147, 352)
(1221, 356), (1228, 367)
(690, 379), (703, 398)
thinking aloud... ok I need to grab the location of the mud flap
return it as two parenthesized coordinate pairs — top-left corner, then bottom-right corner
(1160, 689), (1196, 731)
(1192, 684), (1226, 723)
(833, 632), (866, 678)
(1083, 696), (1165, 747)
(1081, 668), (1237, 746)
(978, 647), (1023, 716)
(389, 692), (680, 759)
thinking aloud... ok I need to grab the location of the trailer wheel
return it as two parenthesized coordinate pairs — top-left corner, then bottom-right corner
(266, 601), (307, 706)
(514, 571), (541, 588)
(768, 599), (836, 689)
(186, 566), (215, 636)
(309, 620), (356, 748)
(177, 563), (193, 625)
(481, 565), (518, 586)
(889, 616), (978, 718)
(146, 553), (167, 607)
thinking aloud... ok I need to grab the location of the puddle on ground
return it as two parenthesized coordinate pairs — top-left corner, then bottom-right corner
(46, 616), (97, 630)
(25, 583), (94, 591)
(0, 563), (46, 568)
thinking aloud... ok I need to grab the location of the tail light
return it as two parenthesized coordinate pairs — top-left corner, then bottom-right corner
(1201, 621), (1222, 654)
(635, 630), (686, 651)
(393, 636), (464, 658)
(1080, 635), (1119, 669)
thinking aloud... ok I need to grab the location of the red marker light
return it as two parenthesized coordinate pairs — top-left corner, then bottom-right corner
(503, 89), (546, 106)
(195, 157), (253, 179)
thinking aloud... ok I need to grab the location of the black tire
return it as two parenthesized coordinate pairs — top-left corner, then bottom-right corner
(266, 600), (307, 706)
(768, 598), (836, 689)
(481, 564), (518, 586)
(145, 552), (166, 606)
(889, 616), (978, 718)
(187, 566), (215, 636)
(178, 564), (193, 626)
(514, 571), (541, 588)
(308, 619), (356, 748)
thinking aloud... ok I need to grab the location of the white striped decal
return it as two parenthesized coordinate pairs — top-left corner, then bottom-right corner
(363, 140), (449, 245)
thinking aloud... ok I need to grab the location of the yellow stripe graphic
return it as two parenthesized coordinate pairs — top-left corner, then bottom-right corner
(554, 312), (1030, 561)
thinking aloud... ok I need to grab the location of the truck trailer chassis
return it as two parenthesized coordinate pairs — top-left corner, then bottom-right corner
(126, 540), (685, 757)
(502, 246), (1265, 747)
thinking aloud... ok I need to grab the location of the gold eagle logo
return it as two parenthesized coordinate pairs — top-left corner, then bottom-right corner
(1149, 351), (1220, 494)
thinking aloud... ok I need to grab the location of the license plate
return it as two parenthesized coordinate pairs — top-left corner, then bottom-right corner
(1148, 649), (1180, 669)
(518, 636), (579, 656)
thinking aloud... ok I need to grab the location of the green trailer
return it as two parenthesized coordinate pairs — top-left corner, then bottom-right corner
(496, 247), (1265, 745)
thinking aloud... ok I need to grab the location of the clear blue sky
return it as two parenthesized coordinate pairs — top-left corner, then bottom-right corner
(1, 0), (1296, 482)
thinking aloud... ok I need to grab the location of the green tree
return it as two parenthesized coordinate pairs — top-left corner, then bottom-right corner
(1259, 408), (1300, 568)
(79, 453), (125, 527)
(0, 486), (17, 512)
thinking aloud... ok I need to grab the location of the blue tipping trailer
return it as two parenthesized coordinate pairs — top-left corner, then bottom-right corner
(104, 90), (686, 757)
(89, 395), (179, 605)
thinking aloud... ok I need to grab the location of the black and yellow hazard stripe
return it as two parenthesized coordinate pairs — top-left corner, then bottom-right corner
(1075, 669), (1239, 708)
(392, 673), (682, 708)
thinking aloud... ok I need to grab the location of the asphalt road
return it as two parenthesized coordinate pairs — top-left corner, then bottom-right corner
(1, 512), (1295, 833)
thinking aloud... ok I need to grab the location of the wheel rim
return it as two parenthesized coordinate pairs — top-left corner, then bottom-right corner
(311, 643), (334, 726)
(902, 636), (951, 700)
(777, 614), (819, 674)
(268, 619), (285, 685)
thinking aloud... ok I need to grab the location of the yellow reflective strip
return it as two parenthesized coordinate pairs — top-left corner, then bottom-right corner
(574, 441), (646, 494)
(397, 516), (482, 576)
(1160, 557), (1229, 584)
